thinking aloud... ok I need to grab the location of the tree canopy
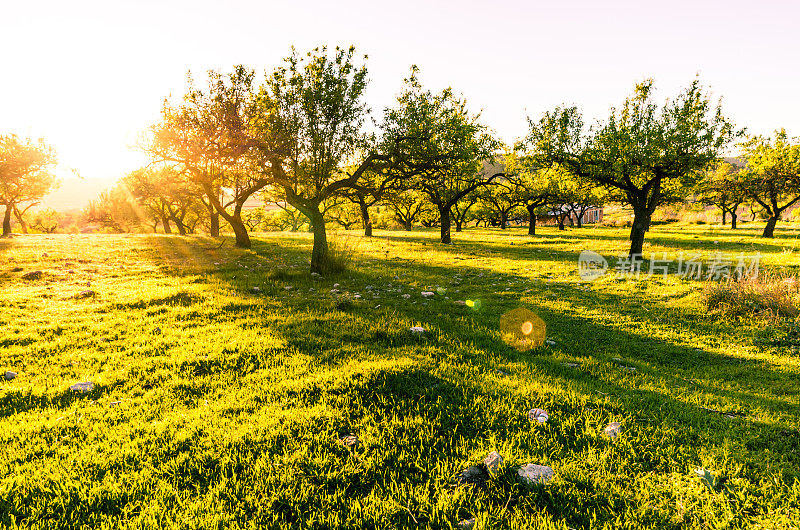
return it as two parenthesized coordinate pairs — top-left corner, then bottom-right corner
(0, 135), (58, 237)
(525, 79), (735, 256)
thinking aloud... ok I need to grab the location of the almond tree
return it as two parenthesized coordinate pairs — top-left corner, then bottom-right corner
(0, 135), (58, 237)
(251, 47), (426, 272)
(123, 166), (201, 234)
(382, 189), (429, 231)
(526, 80), (734, 257)
(381, 68), (502, 244)
(740, 130), (800, 237)
(697, 160), (747, 228)
(149, 67), (264, 247)
(504, 162), (556, 236)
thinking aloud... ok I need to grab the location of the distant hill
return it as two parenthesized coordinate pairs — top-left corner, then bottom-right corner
(40, 177), (116, 211)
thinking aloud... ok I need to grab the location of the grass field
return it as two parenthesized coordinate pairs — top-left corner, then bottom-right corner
(1, 224), (800, 529)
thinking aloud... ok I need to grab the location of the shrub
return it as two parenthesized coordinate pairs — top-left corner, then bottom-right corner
(704, 271), (800, 320)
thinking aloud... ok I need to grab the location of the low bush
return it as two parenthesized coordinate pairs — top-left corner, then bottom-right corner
(704, 271), (800, 319)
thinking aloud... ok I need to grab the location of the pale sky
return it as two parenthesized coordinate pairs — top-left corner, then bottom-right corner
(2, 0), (798, 209)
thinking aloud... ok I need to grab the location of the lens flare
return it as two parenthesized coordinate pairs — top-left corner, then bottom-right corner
(499, 308), (546, 351)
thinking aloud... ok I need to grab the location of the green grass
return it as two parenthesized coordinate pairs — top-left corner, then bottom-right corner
(1, 224), (799, 529)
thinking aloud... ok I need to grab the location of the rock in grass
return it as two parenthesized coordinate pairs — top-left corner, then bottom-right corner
(70, 381), (94, 393)
(421, 291), (435, 297)
(409, 326), (425, 334)
(457, 518), (476, 529)
(4, 371), (17, 381)
(528, 408), (549, 423)
(251, 286), (261, 293)
(562, 362), (580, 368)
(457, 466), (488, 488)
(604, 421), (622, 439)
(483, 451), (503, 474)
(11, 266), (23, 272)
(339, 433), (359, 448)
(74, 290), (95, 299)
(22, 270), (43, 280)
(517, 463), (554, 484)
(545, 338), (556, 347)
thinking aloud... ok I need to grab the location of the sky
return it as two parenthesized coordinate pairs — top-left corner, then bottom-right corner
(2, 0), (799, 209)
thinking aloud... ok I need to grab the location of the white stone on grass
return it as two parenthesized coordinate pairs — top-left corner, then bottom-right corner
(483, 451), (503, 474)
(409, 326), (425, 334)
(70, 381), (94, 393)
(528, 409), (549, 423)
(457, 518), (476, 529)
(402, 293), (411, 299)
(339, 433), (359, 448)
(4, 371), (17, 381)
(604, 421), (622, 439)
(421, 291), (434, 297)
(517, 463), (554, 484)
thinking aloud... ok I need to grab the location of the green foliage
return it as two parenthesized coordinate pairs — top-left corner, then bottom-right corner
(0, 135), (58, 235)
(696, 160), (748, 225)
(739, 130), (800, 236)
(381, 67), (502, 241)
(524, 79), (735, 253)
(123, 166), (202, 234)
(28, 208), (61, 233)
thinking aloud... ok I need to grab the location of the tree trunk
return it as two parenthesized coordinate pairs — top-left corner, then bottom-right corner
(722, 209), (727, 225)
(575, 211), (583, 228)
(359, 199), (372, 237)
(2, 205), (12, 237)
(763, 216), (778, 238)
(310, 208), (328, 273)
(440, 205), (452, 244)
(558, 215), (565, 230)
(455, 216), (463, 232)
(13, 207), (28, 234)
(527, 205), (536, 235)
(628, 208), (650, 257)
(209, 211), (220, 237)
(731, 212), (737, 229)
(403, 219), (412, 231)
(500, 211), (507, 229)
(228, 214), (251, 248)
(161, 216), (172, 234)
(174, 218), (187, 235)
